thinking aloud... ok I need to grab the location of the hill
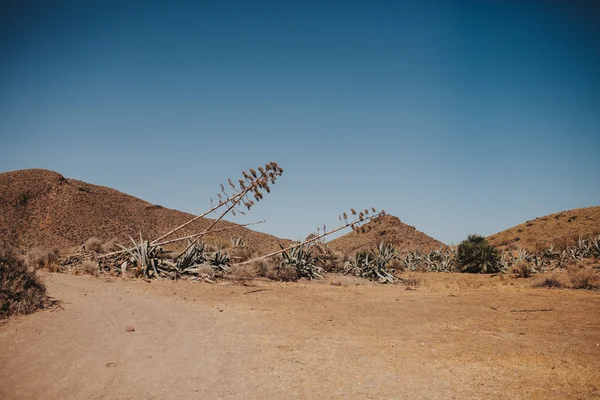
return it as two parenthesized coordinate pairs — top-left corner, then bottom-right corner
(327, 214), (446, 255)
(0, 169), (288, 253)
(488, 206), (600, 251)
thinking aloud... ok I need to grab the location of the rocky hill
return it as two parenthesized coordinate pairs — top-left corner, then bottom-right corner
(488, 206), (600, 251)
(327, 214), (446, 255)
(0, 169), (288, 253)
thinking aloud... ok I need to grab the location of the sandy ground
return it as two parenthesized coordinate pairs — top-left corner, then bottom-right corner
(1, 272), (599, 399)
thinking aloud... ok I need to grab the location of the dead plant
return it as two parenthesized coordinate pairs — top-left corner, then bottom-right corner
(1, 249), (48, 319)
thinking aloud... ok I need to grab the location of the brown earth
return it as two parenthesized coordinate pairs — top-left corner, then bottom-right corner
(0, 169), (289, 253)
(1, 272), (599, 399)
(328, 214), (446, 255)
(488, 206), (600, 252)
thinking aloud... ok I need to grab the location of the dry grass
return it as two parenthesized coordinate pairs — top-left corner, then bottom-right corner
(532, 275), (564, 288)
(252, 259), (298, 282)
(80, 260), (99, 277)
(1, 248), (48, 319)
(401, 274), (422, 288)
(84, 237), (103, 253)
(25, 247), (61, 270)
(229, 264), (258, 280)
(567, 266), (600, 290)
(512, 261), (533, 278)
(230, 246), (254, 263)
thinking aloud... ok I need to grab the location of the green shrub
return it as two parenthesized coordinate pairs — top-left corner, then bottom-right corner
(456, 234), (500, 274)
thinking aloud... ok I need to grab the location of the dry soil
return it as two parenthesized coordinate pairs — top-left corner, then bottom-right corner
(1, 272), (599, 399)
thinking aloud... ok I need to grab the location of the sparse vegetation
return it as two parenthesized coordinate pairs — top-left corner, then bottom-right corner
(567, 266), (600, 290)
(25, 247), (61, 270)
(532, 275), (563, 288)
(84, 237), (103, 253)
(401, 274), (422, 288)
(80, 260), (99, 276)
(512, 261), (533, 278)
(1, 249), (48, 319)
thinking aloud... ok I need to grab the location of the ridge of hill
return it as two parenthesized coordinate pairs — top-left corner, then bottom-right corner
(327, 214), (446, 255)
(488, 206), (600, 251)
(0, 169), (288, 253)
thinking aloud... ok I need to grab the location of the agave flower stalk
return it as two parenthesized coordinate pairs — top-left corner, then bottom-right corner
(236, 209), (385, 267)
(99, 162), (282, 259)
(153, 220), (264, 247)
(177, 162), (283, 257)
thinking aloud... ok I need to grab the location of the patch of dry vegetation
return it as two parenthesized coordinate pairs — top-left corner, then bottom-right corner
(25, 247), (61, 271)
(531, 275), (564, 288)
(567, 266), (600, 290)
(1, 249), (48, 319)
(400, 274), (422, 288)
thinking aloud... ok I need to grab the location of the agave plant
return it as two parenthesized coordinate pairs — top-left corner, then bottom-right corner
(557, 250), (570, 268)
(281, 244), (323, 280)
(177, 240), (206, 271)
(590, 235), (600, 257)
(423, 248), (455, 272)
(344, 244), (397, 283)
(118, 234), (163, 278)
(208, 250), (231, 273)
(530, 253), (548, 273)
(230, 237), (246, 248)
(499, 251), (514, 272)
(343, 250), (371, 276)
(401, 251), (423, 272)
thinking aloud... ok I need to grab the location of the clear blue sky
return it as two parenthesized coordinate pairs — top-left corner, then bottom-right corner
(1, 1), (599, 245)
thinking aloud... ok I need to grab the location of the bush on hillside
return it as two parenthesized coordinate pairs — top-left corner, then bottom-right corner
(456, 234), (500, 274)
(1, 249), (48, 319)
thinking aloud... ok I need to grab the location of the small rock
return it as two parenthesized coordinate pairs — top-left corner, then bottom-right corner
(125, 326), (135, 332)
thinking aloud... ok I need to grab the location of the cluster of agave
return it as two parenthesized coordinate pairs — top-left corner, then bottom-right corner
(344, 242), (398, 283)
(399, 248), (457, 273)
(118, 236), (230, 279)
(280, 243), (324, 280)
(498, 235), (600, 274)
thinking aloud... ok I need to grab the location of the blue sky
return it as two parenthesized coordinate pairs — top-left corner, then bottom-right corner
(1, 1), (599, 244)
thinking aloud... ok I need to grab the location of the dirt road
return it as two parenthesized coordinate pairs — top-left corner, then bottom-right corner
(1, 273), (599, 399)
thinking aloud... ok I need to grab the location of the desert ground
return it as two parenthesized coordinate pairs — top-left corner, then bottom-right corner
(1, 272), (599, 399)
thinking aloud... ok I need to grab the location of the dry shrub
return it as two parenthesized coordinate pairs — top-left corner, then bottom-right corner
(402, 274), (422, 288)
(315, 248), (343, 272)
(80, 260), (99, 277)
(26, 247), (61, 270)
(101, 239), (119, 254)
(567, 266), (600, 290)
(195, 265), (215, 278)
(512, 261), (533, 278)
(229, 264), (257, 280)
(532, 275), (563, 289)
(276, 265), (299, 282)
(253, 259), (298, 281)
(84, 237), (103, 253)
(1, 249), (48, 319)
(230, 247), (253, 263)
(254, 260), (270, 278)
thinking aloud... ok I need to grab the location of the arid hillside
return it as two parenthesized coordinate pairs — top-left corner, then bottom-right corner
(328, 214), (446, 255)
(0, 169), (288, 253)
(488, 206), (600, 251)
